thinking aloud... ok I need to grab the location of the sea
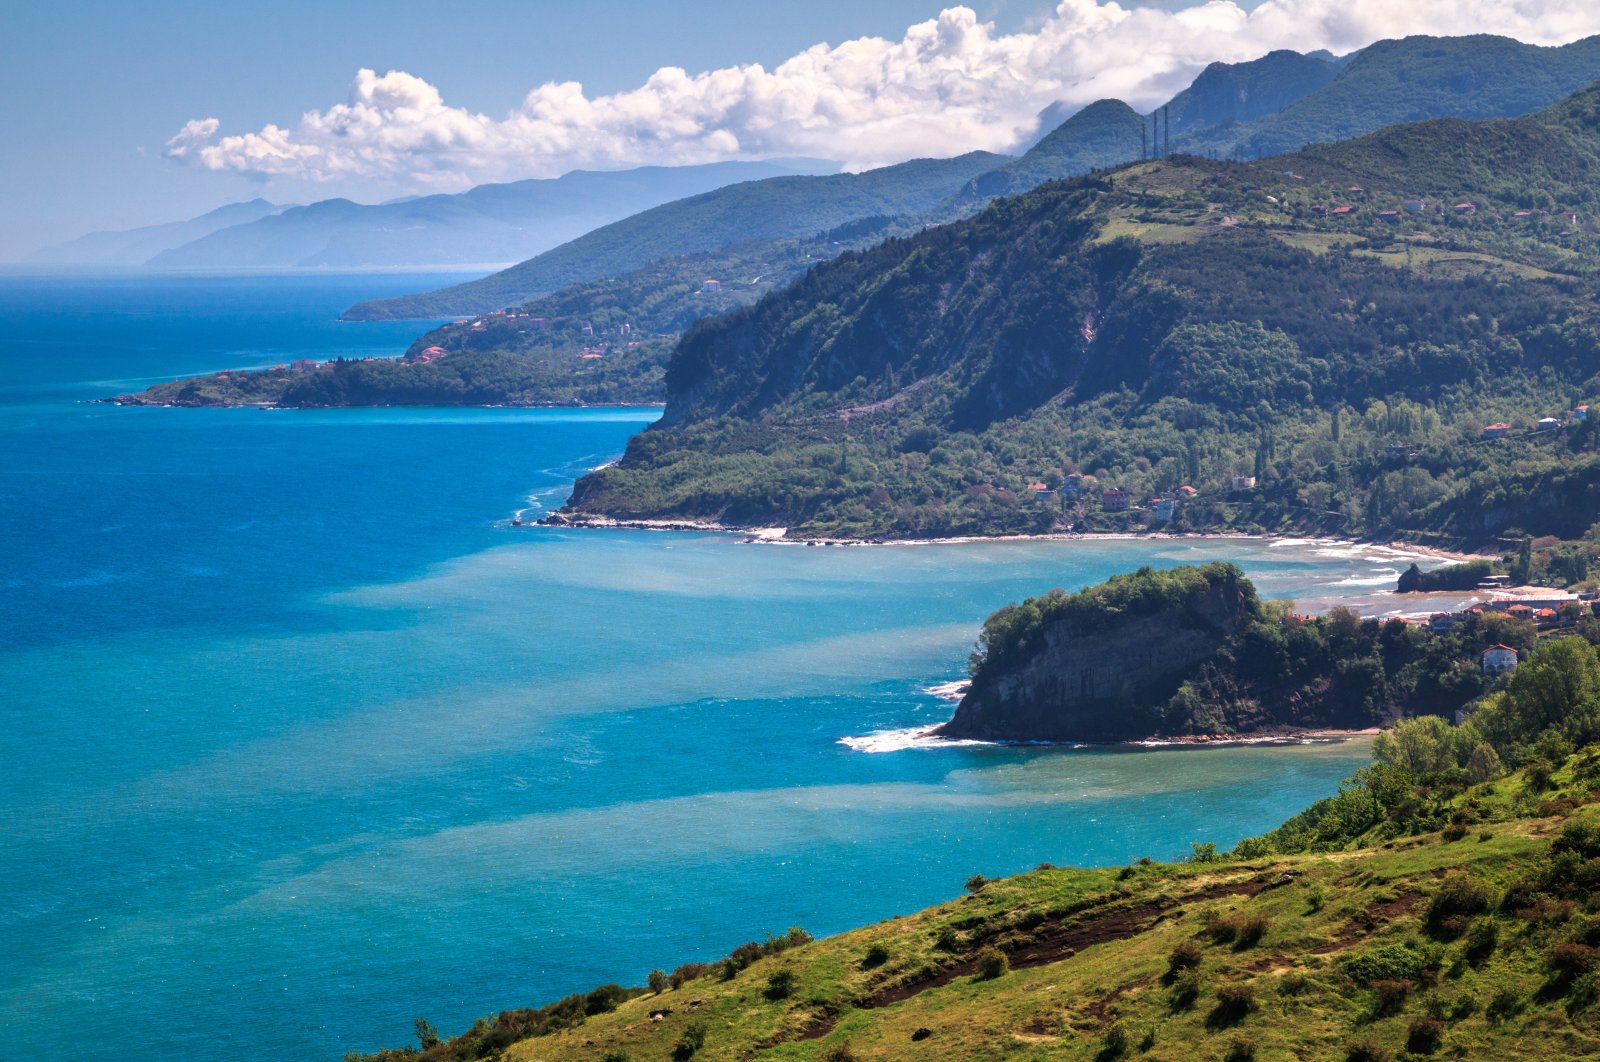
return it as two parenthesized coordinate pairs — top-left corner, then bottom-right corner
(1, 272), (1429, 1060)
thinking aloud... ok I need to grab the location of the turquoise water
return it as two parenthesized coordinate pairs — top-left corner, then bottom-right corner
(2, 274), (1401, 1060)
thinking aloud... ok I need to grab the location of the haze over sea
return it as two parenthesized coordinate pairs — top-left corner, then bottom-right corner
(2, 274), (1424, 1060)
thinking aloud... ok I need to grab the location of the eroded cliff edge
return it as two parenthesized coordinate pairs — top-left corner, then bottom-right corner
(937, 563), (1257, 742)
(936, 562), (1508, 744)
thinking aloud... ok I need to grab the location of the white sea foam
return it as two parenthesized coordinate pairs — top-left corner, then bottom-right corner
(837, 727), (991, 753)
(923, 679), (969, 701)
(1325, 568), (1401, 587)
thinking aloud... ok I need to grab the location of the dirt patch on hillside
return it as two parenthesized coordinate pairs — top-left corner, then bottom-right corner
(790, 874), (1269, 1045)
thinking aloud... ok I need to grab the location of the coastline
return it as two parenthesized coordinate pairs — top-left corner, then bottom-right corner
(536, 513), (1493, 564)
(840, 721), (1381, 754)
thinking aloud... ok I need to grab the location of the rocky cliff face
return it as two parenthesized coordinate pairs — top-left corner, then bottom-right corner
(937, 569), (1255, 743)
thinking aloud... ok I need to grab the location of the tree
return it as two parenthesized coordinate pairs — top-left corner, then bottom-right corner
(1467, 742), (1503, 782)
(648, 969), (668, 995)
(414, 1019), (441, 1050)
(1513, 536), (1534, 584)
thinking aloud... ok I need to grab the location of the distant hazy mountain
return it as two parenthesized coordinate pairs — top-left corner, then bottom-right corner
(25, 199), (283, 266)
(146, 160), (839, 270)
(343, 151), (1006, 320)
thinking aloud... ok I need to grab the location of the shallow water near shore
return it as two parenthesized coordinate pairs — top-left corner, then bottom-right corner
(4, 274), (1407, 1060)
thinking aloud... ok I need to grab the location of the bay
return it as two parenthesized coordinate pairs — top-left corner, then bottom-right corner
(0, 273), (1414, 1060)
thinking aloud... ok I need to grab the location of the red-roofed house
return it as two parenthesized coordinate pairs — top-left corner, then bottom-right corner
(1454, 202), (1476, 214)
(1482, 422), (1510, 440)
(1101, 488), (1130, 512)
(1331, 205), (1354, 215)
(1481, 645), (1518, 674)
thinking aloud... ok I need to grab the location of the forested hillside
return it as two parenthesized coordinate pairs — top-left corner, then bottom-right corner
(556, 85), (1600, 545)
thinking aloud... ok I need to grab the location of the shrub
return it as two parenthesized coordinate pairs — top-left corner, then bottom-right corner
(669, 963), (709, 990)
(763, 969), (796, 1001)
(584, 984), (628, 1015)
(1569, 973), (1600, 1013)
(1209, 983), (1254, 1027)
(1305, 883), (1326, 913)
(1370, 979), (1412, 1017)
(1191, 842), (1219, 863)
(1224, 1037), (1257, 1062)
(1345, 1040), (1391, 1062)
(602, 1053), (631, 1062)
(1341, 942), (1434, 984)
(820, 1046), (859, 1062)
(1545, 942), (1598, 980)
(647, 969), (667, 995)
(671, 1023), (706, 1061)
(1425, 873), (1492, 939)
(1441, 823), (1468, 842)
(1168, 939), (1203, 973)
(1169, 968), (1202, 1010)
(1277, 971), (1308, 996)
(1486, 986), (1522, 1024)
(965, 874), (988, 894)
(974, 946), (1008, 981)
(934, 926), (960, 952)
(862, 944), (889, 969)
(1233, 914), (1270, 949)
(1101, 1021), (1131, 1059)
(1406, 1017), (1443, 1053)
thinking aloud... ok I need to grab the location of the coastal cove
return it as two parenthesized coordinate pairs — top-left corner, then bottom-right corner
(3, 274), (1455, 1061)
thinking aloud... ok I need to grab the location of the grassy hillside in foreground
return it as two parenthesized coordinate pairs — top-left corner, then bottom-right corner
(348, 714), (1600, 1059)
(555, 84), (1600, 547)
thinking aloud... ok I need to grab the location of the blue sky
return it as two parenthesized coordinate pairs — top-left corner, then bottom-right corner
(2, 0), (1593, 255)
(1, 1), (1028, 253)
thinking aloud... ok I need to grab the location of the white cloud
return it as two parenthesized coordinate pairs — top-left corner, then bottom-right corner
(165, 0), (1600, 187)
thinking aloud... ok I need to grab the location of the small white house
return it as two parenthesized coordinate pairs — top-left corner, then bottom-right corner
(1538, 417), (1563, 431)
(1481, 644), (1519, 674)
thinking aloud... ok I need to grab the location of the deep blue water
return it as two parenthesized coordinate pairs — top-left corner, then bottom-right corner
(1, 274), (1406, 1060)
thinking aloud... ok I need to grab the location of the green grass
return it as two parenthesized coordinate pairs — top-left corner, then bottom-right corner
(332, 749), (1600, 1062)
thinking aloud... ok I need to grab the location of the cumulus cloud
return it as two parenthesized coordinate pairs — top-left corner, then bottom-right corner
(165, 0), (1600, 186)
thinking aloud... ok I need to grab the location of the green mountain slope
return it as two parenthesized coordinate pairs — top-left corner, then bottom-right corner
(342, 153), (1005, 320)
(554, 86), (1600, 544)
(1188, 34), (1600, 159)
(1165, 49), (1341, 138)
(971, 99), (1146, 199)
